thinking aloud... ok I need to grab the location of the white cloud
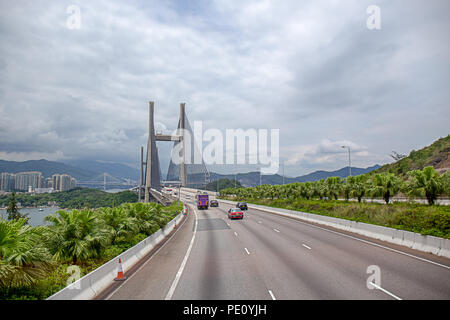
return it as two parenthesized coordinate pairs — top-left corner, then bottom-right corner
(286, 139), (369, 165)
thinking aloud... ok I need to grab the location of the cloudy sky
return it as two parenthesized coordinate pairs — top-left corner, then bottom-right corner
(0, 0), (449, 177)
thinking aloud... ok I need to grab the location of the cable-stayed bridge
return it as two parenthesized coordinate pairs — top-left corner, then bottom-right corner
(140, 102), (210, 203)
(77, 172), (137, 190)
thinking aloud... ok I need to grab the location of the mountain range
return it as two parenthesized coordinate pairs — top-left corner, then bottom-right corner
(0, 159), (139, 182)
(210, 165), (381, 187)
(1, 135), (448, 186)
(0, 159), (379, 186)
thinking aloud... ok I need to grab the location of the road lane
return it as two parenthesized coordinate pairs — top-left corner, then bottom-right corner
(170, 206), (271, 299)
(103, 203), (195, 300)
(213, 204), (387, 299)
(101, 194), (450, 300)
(215, 202), (450, 300)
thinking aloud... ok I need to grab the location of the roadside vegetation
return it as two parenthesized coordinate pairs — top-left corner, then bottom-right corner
(0, 201), (182, 300)
(205, 178), (242, 192)
(0, 187), (138, 209)
(219, 167), (450, 239)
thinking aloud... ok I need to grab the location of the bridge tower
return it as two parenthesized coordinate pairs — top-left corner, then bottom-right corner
(142, 101), (209, 203)
(143, 102), (186, 202)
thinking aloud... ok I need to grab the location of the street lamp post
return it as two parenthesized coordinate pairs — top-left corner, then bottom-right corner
(341, 146), (352, 177)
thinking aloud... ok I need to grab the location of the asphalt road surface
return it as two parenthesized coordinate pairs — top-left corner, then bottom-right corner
(99, 195), (450, 300)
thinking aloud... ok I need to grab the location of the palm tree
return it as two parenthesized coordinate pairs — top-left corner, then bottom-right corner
(407, 166), (444, 205)
(349, 175), (368, 203)
(369, 173), (401, 204)
(312, 180), (328, 200)
(123, 203), (160, 236)
(443, 171), (450, 197)
(98, 207), (138, 244)
(0, 218), (52, 288)
(300, 182), (314, 200)
(44, 209), (110, 264)
(326, 177), (342, 200)
(342, 178), (352, 201)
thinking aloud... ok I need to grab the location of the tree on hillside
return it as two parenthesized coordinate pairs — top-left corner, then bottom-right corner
(206, 179), (242, 192)
(406, 166), (444, 205)
(390, 151), (407, 161)
(6, 193), (28, 223)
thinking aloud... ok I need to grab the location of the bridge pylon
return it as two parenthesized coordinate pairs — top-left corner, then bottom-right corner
(143, 101), (209, 203)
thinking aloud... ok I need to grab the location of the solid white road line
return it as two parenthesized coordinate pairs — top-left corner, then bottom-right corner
(369, 281), (402, 300)
(268, 290), (276, 300)
(244, 248), (250, 255)
(302, 244), (312, 250)
(248, 207), (450, 270)
(105, 210), (188, 300)
(165, 208), (198, 300)
(234, 232), (238, 237)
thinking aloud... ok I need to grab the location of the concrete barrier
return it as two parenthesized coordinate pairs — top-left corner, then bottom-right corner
(47, 210), (185, 300)
(217, 198), (450, 259)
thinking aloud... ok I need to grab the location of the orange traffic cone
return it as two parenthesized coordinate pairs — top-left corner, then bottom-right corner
(114, 258), (127, 281)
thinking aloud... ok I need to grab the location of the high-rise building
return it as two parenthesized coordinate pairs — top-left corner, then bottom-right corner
(71, 177), (77, 189)
(46, 177), (53, 188)
(0, 173), (16, 191)
(52, 174), (60, 191)
(60, 174), (72, 191)
(0, 172), (77, 193)
(14, 172), (42, 191)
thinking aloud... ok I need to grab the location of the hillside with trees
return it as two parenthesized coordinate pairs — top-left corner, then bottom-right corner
(0, 188), (138, 209)
(374, 135), (450, 176)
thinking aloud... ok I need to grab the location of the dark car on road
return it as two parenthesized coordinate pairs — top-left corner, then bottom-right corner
(210, 200), (219, 207)
(237, 202), (248, 210)
(228, 208), (244, 219)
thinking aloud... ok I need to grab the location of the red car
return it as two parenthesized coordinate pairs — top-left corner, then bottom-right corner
(228, 208), (244, 220)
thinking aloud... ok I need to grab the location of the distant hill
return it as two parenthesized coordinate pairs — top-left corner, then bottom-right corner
(0, 159), (97, 180)
(373, 135), (450, 176)
(210, 165), (381, 187)
(63, 159), (140, 180)
(0, 159), (140, 182)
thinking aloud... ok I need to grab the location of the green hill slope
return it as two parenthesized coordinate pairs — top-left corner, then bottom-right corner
(374, 135), (450, 176)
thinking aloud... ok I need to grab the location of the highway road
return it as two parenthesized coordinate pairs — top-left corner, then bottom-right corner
(99, 194), (450, 300)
